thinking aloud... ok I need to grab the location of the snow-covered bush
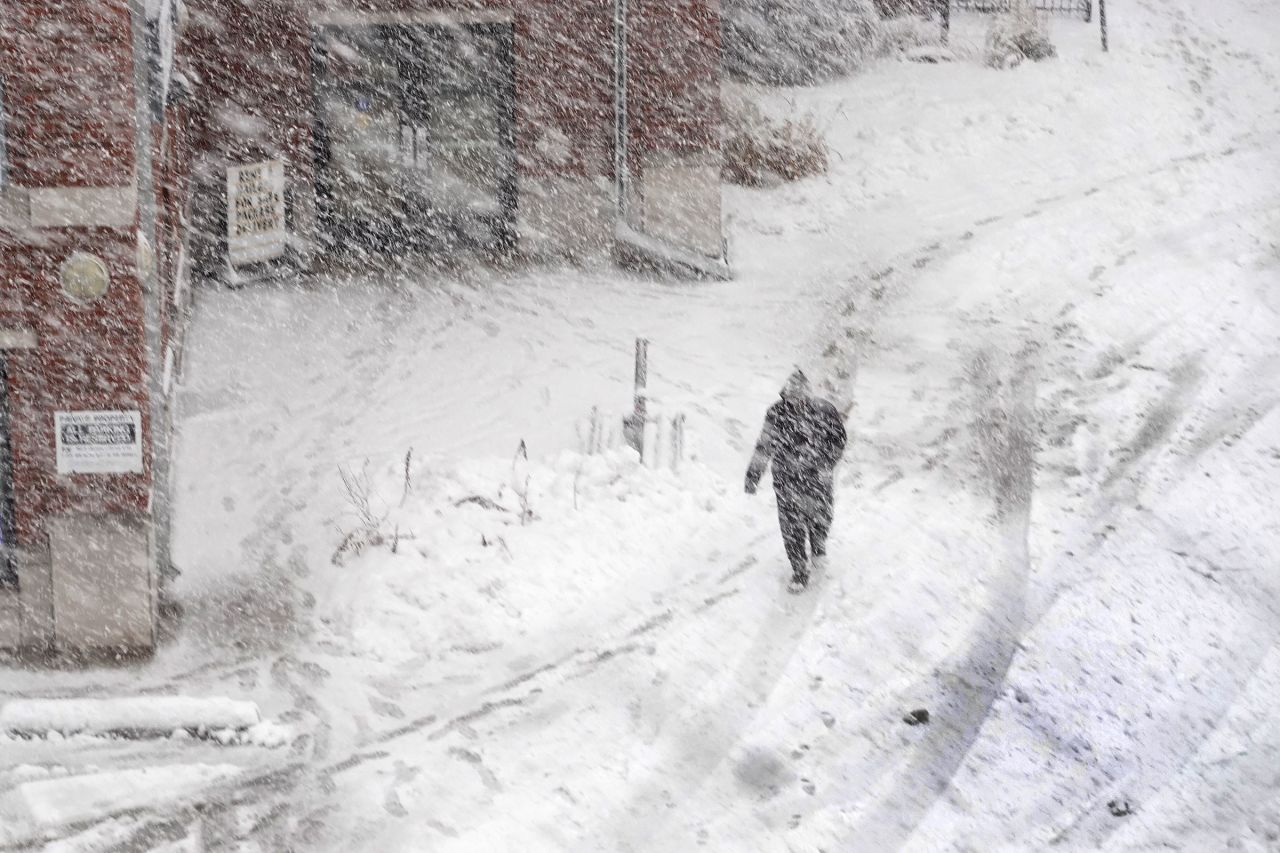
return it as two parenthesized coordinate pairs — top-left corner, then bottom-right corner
(316, 449), (726, 665)
(332, 454), (412, 565)
(723, 0), (884, 85)
(723, 98), (829, 187)
(985, 2), (1057, 68)
(879, 13), (945, 55)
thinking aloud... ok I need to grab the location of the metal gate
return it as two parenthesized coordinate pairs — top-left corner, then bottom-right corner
(951, 0), (1092, 21)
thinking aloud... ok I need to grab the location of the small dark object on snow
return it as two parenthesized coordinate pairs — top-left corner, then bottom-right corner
(1107, 799), (1133, 817)
(903, 708), (930, 726)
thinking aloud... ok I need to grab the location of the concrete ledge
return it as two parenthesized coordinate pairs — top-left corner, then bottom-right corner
(49, 514), (155, 653)
(0, 696), (261, 737)
(14, 546), (53, 652)
(517, 176), (614, 262)
(635, 152), (724, 259)
(27, 185), (135, 229)
(313, 9), (514, 25)
(0, 328), (37, 349)
(0, 186), (31, 233)
(0, 764), (243, 837)
(615, 223), (732, 281)
(0, 589), (18, 650)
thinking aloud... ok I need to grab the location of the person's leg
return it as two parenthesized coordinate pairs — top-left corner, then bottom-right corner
(809, 474), (835, 560)
(775, 487), (809, 582)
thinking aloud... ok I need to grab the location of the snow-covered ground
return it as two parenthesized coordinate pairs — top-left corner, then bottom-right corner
(4, 0), (1280, 849)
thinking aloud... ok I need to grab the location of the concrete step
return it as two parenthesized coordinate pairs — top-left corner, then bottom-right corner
(0, 696), (262, 738)
(0, 587), (18, 650)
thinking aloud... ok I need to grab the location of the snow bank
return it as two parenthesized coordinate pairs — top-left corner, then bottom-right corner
(0, 697), (260, 736)
(319, 448), (729, 666)
(40, 818), (148, 853)
(0, 764), (241, 832)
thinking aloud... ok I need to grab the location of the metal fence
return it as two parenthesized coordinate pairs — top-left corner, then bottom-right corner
(950, 0), (1093, 21)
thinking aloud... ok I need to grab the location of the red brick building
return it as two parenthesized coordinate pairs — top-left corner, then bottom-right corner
(0, 0), (194, 653)
(0, 1), (723, 654)
(185, 0), (725, 270)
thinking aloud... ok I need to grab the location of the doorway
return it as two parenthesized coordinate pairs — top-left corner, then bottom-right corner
(312, 21), (517, 257)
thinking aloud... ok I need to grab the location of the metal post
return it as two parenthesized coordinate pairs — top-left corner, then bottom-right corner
(613, 0), (630, 224)
(129, 1), (172, 585)
(623, 338), (648, 457)
(670, 413), (685, 473)
(1099, 0), (1108, 51)
(635, 338), (648, 413)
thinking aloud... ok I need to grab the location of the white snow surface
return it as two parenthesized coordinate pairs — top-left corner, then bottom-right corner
(3, 0), (1280, 849)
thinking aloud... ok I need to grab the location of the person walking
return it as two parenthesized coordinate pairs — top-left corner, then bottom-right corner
(745, 369), (847, 592)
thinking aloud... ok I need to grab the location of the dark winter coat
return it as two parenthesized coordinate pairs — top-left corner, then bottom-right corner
(745, 392), (847, 494)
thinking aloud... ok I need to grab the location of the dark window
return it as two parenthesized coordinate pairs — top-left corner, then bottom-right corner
(0, 355), (15, 587)
(311, 22), (516, 255)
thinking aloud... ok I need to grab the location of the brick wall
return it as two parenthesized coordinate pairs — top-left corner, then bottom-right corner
(0, 1), (158, 546)
(184, 0), (723, 260)
(628, 0), (722, 159)
(516, 0), (614, 179)
(0, 0), (137, 188)
(2, 235), (151, 544)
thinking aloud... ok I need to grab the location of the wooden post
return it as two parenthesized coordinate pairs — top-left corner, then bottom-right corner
(651, 417), (664, 470)
(1099, 0), (1108, 51)
(671, 413), (685, 473)
(587, 406), (601, 454)
(623, 338), (649, 457)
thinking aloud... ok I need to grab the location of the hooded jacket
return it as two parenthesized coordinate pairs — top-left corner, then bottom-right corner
(745, 370), (847, 492)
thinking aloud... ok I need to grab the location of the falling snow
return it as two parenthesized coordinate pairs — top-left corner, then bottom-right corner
(2, 0), (1280, 851)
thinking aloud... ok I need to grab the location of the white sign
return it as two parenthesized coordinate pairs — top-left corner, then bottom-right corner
(55, 411), (143, 475)
(227, 159), (287, 266)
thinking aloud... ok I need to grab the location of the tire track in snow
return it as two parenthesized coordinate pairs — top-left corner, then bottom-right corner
(1037, 399), (1280, 847)
(590, 243), (992, 849)
(847, 108), (1280, 845)
(832, 341), (1041, 851)
(259, 535), (776, 848)
(599, 219), (1041, 851)
(603, 556), (835, 853)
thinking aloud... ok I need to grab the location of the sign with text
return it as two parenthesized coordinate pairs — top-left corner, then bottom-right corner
(55, 411), (143, 475)
(227, 159), (286, 266)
